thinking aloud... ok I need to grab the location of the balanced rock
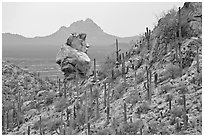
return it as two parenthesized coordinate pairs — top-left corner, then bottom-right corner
(56, 33), (91, 80)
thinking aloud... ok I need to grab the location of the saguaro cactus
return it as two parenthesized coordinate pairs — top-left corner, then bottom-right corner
(196, 43), (200, 73)
(75, 71), (80, 122)
(95, 85), (100, 120)
(178, 7), (183, 70)
(17, 90), (21, 130)
(87, 122), (91, 135)
(104, 83), (107, 108)
(66, 108), (70, 125)
(2, 107), (5, 132)
(118, 54), (122, 64)
(39, 116), (42, 135)
(134, 71), (137, 92)
(85, 90), (89, 134)
(154, 72), (158, 87)
(64, 81), (66, 98)
(183, 94), (187, 130)
(58, 78), (61, 92)
(145, 27), (151, 51)
(105, 82), (111, 126)
(93, 59), (97, 82)
(73, 105), (76, 119)
(145, 66), (151, 102)
(111, 69), (114, 80)
(166, 94), (173, 110)
(123, 100), (127, 124)
(122, 60), (129, 84)
(28, 126), (30, 135)
(6, 111), (9, 130)
(116, 39), (119, 64)
(122, 53), (125, 61)
(90, 85), (93, 107)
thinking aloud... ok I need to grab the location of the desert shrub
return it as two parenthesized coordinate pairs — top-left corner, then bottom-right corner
(126, 91), (141, 105)
(46, 118), (62, 133)
(113, 82), (128, 100)
(190, 72), (202, 86)
(148, 121), (159, 134)
(44, 91), (57, 106)
(3, 101), (14, 111)
(33, 117), (48, 130)
(96, 128), (112, 135)
(171, 106), (184, 118)
(165, 64), (182, 79)
(54, 97), (70, 112)
(160, 83), (174, 95)
(98, 54), (116, 80)
(136, 71), (145, 84)
(119, 122), (141, 135)
(138, 101), (151, 114)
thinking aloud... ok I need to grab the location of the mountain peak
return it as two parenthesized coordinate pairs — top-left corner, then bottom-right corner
(85, 18), (94, 23)
(68, 18), (103, 33)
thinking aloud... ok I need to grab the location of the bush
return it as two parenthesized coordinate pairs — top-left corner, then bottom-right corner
(138, 101), (151, 114)
(136, 71), (145, 84)
(113, 82), (128, 100)
(96, 128), (112, 135)
(98, 54), (116, 80)
(119, 122), (142, 135)
(126, 91), (141, 105)
(171, 106), (184, 118)
(165, 64), (182, 79)
(33, 117), (48, 130)
(160, 83), (174, 95)
(46, 118), (62, 133)
(45, 91), (57, 106)
(54, 97), (70, 112)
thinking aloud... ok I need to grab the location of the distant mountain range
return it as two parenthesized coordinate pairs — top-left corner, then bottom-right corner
(2, 18), (139, 62)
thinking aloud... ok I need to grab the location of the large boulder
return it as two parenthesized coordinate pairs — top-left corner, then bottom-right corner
(56, 33), (91, 80)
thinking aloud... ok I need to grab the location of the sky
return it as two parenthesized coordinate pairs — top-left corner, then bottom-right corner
(2, 2), (184, 38)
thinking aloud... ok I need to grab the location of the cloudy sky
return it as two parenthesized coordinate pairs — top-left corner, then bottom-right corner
(2, 2), (183, 38)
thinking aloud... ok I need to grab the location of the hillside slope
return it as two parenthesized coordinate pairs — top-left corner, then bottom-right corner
(2, 2), (202, 135)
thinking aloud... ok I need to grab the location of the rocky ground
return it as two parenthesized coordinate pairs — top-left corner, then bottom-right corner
(2, 2), (202, 135)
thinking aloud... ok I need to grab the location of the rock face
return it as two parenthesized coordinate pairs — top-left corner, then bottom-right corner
(56, 33), (91, 80)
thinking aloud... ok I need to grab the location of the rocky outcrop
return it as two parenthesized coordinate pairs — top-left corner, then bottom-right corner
(56, 33), (91, 80)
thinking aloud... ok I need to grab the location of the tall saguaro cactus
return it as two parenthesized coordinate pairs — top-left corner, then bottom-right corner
(64, 81), (66, 98)
(145, 27), (151, 51)
(178, 7), (183, 70)
(122, 60), (129, 84)
(6, 111), (9, 130)
(105, 82), (111, 126)
(123, 100), (127, 124)
(183, 94), (187, 130)
(28, 126), (30, 135)
(104, 82), (107, 108)
(90, 85), (93, 107)
(85, 90), (89, 134)
(122, 53), (125, 62)
(116, 39), (119, 64)
(87, 123), (91, 135)
(145, 66), (152, 102)
(154, 72), (158, 87)
(39, 116), (42, 135)
(134, 71), (137, 92)
(2, 107), (5, 132)
(196, 43), (200, 73)
(93, 59), (97, 82)
(95, 84), (100, 120)
(58, 78), (61, 92)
